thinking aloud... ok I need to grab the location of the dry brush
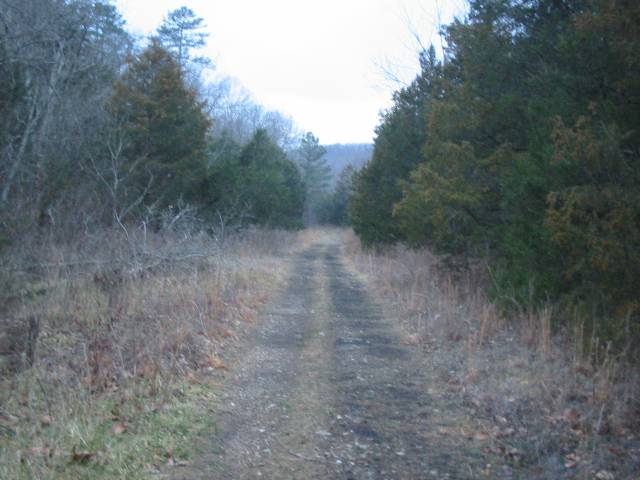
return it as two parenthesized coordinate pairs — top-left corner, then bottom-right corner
(0, 224), (298, 478)
(342, 230), (640, 479)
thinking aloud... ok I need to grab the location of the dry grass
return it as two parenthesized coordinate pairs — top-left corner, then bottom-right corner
(0, 224), (300, 479)
(342, 229), (640, 479)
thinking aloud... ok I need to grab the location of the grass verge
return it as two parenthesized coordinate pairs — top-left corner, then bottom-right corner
(341, 229), (640, 479)
(2, 373), (219, 479)
(1, 225), (299, 479)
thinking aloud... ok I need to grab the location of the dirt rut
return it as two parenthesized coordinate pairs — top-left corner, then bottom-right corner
(172, 237), (484, 479)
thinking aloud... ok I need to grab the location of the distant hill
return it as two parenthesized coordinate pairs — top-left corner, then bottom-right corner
(322, 143), (373, 186)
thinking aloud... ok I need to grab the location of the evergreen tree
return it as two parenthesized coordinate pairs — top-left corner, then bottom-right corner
(110, 40), (210, 215)
(318, 165), (357, 226)
(297, 132), (331, 225)
(156, 6), (210, 71)
(350, 46), (443, 246)
(394, 0), (603, 301)
(354, 0), (640, 336)
(234, 129), (304, 229)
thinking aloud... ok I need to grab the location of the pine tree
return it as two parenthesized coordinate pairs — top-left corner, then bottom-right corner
(319, 164), (356, 226)
(110, 40), (210, 215)
(297, 132), (331, 225)
(235, 129), (304, 229)
(350, 46), (442, 246)
(156, 6), (210, 71)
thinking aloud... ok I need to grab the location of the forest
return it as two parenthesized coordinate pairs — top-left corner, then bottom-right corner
(351, 0), (640, 348)
(0, 1), (345, 238)
(0, 2), (345, 475)
(1, 0), (639, 478)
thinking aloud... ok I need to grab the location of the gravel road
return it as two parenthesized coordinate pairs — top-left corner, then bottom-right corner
(172, 236), (486, 479)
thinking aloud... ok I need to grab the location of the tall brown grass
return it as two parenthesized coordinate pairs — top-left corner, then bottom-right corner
(0, 224), (298, 478)
(342, 229), (640, 478)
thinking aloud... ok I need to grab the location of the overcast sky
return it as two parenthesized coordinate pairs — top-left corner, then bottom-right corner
(114, 0), (465, 144)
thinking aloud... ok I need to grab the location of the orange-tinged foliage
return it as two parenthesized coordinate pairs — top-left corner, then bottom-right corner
(546, 116), (640, 315)
(352, 0), (640, 341)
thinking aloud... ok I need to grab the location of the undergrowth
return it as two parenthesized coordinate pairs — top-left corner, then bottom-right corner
(0, 224), (298, 479)
(342, 230), (640, 479)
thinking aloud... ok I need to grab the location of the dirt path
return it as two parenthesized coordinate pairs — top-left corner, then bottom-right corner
(173, 235), (488, 479)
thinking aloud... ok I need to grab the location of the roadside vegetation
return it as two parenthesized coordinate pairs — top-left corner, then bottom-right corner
(344, 229), (639, 478)
(346, 2), (640, 474)
(2, 0), (639, 478)
(0, 1), (316, 243)
(0, 1), (325, 476)
(350, 0), (640, 349)
(0, 224), (303, 479)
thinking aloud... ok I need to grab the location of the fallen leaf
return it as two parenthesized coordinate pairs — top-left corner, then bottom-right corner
(606, 445), (624, 457)
(504, 427), (516, 436)
(465, 371), (479, 384)
(166, 453), (190, 467)
(71, 448), (96, 463)
(573, 364), (592, 376)
(26, 446), (54, 457)
(112, 422), (127, 435)
(488, 445), (506, 456)
(564, 408), (580, 425)
(474, 431), (489, 441)
(613, 425), (628, 437)
(468, 397), (482, 409)
(492, 446), (521, 463)
(206, 354), (229, 370)
(41, 415), (53, 426)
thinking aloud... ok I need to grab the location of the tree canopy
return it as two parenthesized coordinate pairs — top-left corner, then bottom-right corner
(235, 129), (305, 229)
(156, 6), (210, 70)
(350, 0), (640, 336)
(110, 40), (210, 215)
(0, 2), (308, 238)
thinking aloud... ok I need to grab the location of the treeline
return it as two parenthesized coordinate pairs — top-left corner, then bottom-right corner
(351, 0), (639, 340)
(0, 1), (333, 242)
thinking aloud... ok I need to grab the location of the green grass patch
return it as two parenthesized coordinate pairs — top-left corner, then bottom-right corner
(0, 377), (220, 480)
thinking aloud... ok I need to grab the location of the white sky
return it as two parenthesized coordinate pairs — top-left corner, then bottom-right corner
(114, 0), (465, 144)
